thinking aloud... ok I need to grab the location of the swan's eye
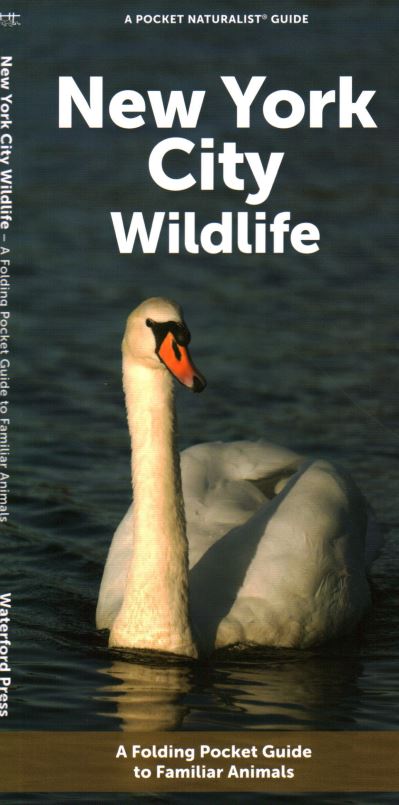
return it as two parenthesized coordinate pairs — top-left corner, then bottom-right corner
(145, 318), (191, 357)
(175, 322), (191, 346)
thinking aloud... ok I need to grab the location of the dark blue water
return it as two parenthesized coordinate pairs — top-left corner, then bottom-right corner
(3, 0), (399, 801)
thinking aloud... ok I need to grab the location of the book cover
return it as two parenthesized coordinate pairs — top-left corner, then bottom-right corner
(1, 1), (398, 801)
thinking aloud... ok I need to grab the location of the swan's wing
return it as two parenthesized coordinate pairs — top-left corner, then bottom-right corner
(189, 458), (372, 651)
(96, 503), (133, 630)
(181, 440), (302, 565)
(181, 440), (302, 490)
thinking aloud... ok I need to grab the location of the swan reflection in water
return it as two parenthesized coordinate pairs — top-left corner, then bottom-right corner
(98, 654), (192, 730)
(97, 646), (365, 731)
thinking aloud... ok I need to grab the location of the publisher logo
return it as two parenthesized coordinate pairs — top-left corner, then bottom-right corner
(0, 12), (21, 27)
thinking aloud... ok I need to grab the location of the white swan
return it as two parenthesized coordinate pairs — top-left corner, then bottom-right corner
(96, 297), (381, 658)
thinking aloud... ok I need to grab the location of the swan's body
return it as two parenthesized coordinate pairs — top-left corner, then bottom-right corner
(96, 298), (381, 657)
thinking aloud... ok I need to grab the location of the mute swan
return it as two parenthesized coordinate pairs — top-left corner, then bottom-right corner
(96, 297), (381, 658)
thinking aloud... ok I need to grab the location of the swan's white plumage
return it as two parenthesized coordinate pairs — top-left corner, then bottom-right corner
(97, 440), (380, 652)
(96, 298), (382, 655)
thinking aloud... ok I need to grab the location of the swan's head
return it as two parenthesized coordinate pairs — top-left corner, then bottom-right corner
(123, 297), (206, 393)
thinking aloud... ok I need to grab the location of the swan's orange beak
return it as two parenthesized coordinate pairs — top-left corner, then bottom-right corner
(158, 332), (206, 393)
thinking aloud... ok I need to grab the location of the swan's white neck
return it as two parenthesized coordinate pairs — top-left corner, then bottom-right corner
(109, 352), (197, 657)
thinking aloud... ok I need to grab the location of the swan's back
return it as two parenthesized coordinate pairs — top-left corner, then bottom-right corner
(184, 445), (373, 650)
(181, 440), (302, 565)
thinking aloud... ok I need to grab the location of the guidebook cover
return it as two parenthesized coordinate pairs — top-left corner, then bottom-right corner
(1, 1), (398, 801)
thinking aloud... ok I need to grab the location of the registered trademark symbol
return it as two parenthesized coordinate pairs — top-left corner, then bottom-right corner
(262, 13), (268, 20)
